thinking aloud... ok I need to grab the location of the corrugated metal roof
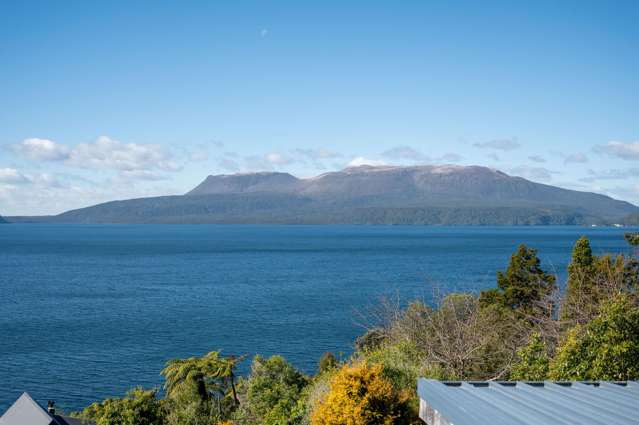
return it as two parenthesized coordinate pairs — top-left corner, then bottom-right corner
(417, 380), (639, 425)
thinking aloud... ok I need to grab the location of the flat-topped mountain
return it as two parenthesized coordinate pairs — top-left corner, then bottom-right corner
(11, 165), (639, 225)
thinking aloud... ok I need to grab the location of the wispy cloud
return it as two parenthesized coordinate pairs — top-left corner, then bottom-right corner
(381, 145), (430, 162)
(528, 155), (546, 163)
(593, 141), (639, 161)
(563, 152), (588, 164)
(508, 166), (556, 182)
(11, 138), (69, 161)
(579, 168), (639, 183)
(473, 137), (520, 151)
(347, 156), (386, 167)
(381, 145), (462, 164)
(0, 168), (31, 184)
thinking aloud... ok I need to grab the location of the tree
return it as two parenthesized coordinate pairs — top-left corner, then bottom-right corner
(626, 233), (639, 257)
(509, 332), (549, 381)
(550, 295), (639, 381)
(239, 355), (308, 425)
(318, 352), (338, 374)
(561, 237), (639, 326)
(74, 388), (165, 425)
(480, 244), (556, 318)
(561, 236), (596, 323)
(311, 363), (413, 425)
(625, 232), (639, 247)
(161, 351), (243, 422)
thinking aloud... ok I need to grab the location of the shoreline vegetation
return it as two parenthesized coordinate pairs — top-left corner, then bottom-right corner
(70, 233), (639, 425)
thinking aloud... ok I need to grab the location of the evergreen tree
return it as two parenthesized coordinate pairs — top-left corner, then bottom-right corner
(480, 244), (556, 318)
(561, 236), (596, 323)
(625, 232), (639, 247)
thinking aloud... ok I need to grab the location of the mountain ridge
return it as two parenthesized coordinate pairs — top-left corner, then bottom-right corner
(6, 165), (638, 225)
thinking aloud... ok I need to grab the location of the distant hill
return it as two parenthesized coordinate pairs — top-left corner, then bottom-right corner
(0, 215), (6, 223)
(15, 165), (639, 225)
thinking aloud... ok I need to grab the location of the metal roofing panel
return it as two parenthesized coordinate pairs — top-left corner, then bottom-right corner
(418, 380), (639, 425)
(0, 393), (53, 425)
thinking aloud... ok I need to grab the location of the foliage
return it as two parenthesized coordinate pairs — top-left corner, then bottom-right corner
(310, 362), (413, 425)
(625, 232), (639, 247)
(561, 236), (596, 323)
(354, 328), (387, 352)
(161, 351), (242, 423)
(383, 295), (521, 380)
(238, 355), (309, 425)
(509, 332), (549, 381)
(318, 353), (338, 374)
(550, 294), (639, 380)
(74, 388), (165, 425)
(480, 244), (556, 318)
(562, 237), (639, 325)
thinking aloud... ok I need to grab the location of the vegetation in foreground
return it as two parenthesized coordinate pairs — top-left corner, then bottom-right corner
(74, 233), (639, 425)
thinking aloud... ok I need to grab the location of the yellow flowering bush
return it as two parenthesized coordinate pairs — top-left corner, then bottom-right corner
(311, 362), (412, 425)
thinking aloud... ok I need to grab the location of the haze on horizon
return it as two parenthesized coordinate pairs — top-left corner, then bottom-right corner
(1, 0), (638, 216)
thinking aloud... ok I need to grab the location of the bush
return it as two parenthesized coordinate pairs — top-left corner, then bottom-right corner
(311, 363), (412, 425)
(550, 295), (639, 380)
(239, 355), (308, 425)
(74, 388), (165, 425)
(318, 353), (338, 374)
(510, 332), (549, 380)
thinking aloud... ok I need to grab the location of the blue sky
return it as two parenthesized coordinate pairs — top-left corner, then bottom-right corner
(1, 0), (638, 215)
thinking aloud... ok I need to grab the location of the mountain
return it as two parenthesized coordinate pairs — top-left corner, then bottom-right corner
(18, 165), (639, 225)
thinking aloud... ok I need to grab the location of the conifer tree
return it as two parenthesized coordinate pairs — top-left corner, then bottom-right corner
(480, 244), (556, 318)
(561, 236), (596, 323)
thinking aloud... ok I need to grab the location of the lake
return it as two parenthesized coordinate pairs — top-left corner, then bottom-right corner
(0, 224), (636, 411)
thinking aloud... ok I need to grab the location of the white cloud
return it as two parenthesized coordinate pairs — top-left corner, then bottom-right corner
(265, 152), (293, 165)
(347, 156), (386, 167)
(0, 168), (30, 184)
(67, 136), (181, 172)
(593, 141), (639, 161)
(473, 138), (520, 151)
(11, 138), (70, 161)
(11, 136), (182, 175)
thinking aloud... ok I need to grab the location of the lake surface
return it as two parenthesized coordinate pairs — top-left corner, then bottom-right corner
(1, 224), (636, 411)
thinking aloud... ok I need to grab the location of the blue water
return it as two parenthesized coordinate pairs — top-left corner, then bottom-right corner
(0, 224), (636, 412)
